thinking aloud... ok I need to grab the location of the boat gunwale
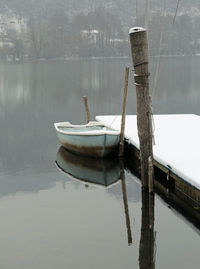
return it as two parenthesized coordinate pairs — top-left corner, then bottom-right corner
(54, 121), (120, 136)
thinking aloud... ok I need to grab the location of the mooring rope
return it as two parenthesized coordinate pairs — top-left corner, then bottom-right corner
(109, 115), (119, 128)
(151, 0), (166, 100)
(173, 0), (180, 25)
(152, 0), (181, 99)
(145, 0), (150, 29)
(150, 0), (181, 145)
(136, 0), (138, 25)
(148, 0), (166, 146)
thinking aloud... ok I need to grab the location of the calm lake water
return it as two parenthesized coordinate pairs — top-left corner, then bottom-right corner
(0, 56), (199, 268)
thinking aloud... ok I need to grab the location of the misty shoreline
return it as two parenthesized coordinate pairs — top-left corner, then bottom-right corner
(1, 53), (198, 64)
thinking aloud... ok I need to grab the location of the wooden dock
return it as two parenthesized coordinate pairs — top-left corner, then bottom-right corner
(96, 114), (200, 226)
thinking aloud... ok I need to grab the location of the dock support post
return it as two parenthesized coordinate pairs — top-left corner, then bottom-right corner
(82, 96), (90, 123)
(129, 27), (154, 189)
(119, 67), (129, 157)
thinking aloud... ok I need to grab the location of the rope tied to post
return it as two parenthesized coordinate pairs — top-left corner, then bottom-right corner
(134, 72), (150, 87)
(149, 95), (156, 146)
(134, 61), (149, 68)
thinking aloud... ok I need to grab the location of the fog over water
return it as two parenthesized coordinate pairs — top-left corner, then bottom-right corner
(0, 56), (199, 268)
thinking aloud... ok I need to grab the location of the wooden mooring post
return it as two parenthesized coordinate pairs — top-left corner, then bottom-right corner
(129, 27), (154, 190)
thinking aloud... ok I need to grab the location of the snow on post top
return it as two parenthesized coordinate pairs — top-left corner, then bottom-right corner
(129, 27), (146, 34)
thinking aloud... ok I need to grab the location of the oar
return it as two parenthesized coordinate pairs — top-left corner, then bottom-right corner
(82, 96), (90, 123)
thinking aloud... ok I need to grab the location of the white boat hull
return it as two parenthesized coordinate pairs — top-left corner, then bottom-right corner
(54, 121), (120, 157)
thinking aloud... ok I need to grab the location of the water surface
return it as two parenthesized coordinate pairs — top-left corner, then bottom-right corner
(0, 57), (199, 268)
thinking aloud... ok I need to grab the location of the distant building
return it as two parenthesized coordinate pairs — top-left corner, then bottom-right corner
(0, 13), (26, 56)
(0, 35), (14, 48)
(80, 29), (103, 44)
(110, 38), (128, 47)
(0, 13), (27, 35)
(80, 29), (127, 48)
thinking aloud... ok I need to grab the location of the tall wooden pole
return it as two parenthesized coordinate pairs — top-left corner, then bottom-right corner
(129, 27), (154, 189)
(119, 67), (129, 157)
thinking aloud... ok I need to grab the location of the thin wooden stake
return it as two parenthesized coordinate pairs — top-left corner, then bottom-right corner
(129, 27), (154, 189)
(119, 67), (129, 157)
(82, 96), (90, 123)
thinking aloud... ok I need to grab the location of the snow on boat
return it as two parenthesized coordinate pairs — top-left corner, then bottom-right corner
(54, 121), (120, 157)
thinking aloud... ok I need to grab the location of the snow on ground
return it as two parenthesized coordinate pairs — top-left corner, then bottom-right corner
(96, 114), (200, 190)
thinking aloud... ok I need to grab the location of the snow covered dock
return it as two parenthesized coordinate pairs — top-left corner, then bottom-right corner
(96, 114), (200, 194)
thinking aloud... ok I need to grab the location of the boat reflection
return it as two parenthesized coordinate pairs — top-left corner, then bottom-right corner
(56, 146), (121, 187)
(56, 147), (133, 245)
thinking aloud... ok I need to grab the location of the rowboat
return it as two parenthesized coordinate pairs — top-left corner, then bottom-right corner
(54, 121), (120, 157)
(55, 146), (120, 187)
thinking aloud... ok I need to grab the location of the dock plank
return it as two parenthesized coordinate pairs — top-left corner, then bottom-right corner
(96, 114), (200, 191)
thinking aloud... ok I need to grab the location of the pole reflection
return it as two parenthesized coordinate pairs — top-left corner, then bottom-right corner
(139, 190), (156, 269)
(120, 159), (132, 245)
